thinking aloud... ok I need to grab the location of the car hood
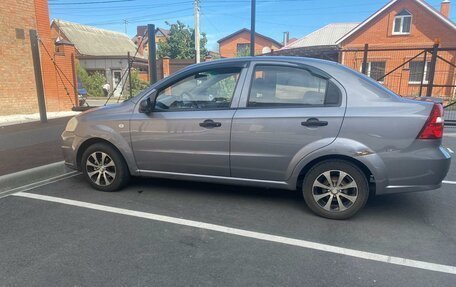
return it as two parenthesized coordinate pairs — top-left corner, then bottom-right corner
(76, 101), (136, 121)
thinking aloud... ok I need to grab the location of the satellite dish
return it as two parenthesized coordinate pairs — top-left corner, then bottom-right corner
(262, 47), (272, 54)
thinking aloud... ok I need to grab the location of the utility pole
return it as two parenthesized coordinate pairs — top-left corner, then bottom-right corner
(426, 40), (440, 97)
(148, 24), (157, 84)
(194, 0), (200, 63)
(128, 51), (133, 99)
(250, 0), (256, 56)
(30, 30), (47, 123)
(123, 19), (128, 34)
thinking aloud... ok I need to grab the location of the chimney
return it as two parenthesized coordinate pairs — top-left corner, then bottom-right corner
(441, 0), (451, 18)
(137, 25), (147, 37)
(283, 32), (289, 46)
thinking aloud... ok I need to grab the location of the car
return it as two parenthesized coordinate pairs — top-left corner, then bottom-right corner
(61, 56), (451, 219)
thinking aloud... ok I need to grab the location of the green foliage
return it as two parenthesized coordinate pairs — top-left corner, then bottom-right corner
(76, 63), (106, 97)
(206, 74), (237, 100)
(235, 47), (251, 57)
(157, 21), (208, 59)
(209, 53), (221, 60)
(128, 69), (149, 98)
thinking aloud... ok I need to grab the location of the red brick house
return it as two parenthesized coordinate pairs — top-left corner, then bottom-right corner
(337, 0), (456, 99)
(0, 0), (77, 116)
(218, 28), (282, 58)
(132, 25), (170, 57)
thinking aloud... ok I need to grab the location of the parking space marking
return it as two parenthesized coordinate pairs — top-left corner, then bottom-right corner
(0, 172), (80, 199)
(443, 180), (456, 185)
(12, 191), (456, 275)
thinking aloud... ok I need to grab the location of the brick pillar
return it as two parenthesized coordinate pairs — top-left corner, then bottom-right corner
(162, 56), (170, 78)
(54, 41), (78, 110)
(34, 0), (60, 112)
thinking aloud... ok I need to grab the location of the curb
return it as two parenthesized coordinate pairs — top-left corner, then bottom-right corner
(0, 161), (78, 193)
(0, 112), (79, 127)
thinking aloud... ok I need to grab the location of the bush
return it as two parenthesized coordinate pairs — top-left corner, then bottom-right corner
(128, 69), (149, 98)
(77, 64), (107, 97)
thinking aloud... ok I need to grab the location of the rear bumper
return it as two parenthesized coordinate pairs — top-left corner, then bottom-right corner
(377, 145), (451, 195)
(382, 183), (442, 195)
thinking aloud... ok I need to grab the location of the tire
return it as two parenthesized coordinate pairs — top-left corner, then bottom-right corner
(81, 142), (130, 192)
(302, 160), (369, 220)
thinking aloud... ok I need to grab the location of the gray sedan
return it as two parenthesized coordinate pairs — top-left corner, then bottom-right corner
(61, 57), (451, 219)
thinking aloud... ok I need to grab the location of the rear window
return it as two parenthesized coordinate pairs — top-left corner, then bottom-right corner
(248, 65), (341, 107)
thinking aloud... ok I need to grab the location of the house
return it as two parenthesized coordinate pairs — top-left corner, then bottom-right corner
(217, 28), (282, 58)
(337, 0), (456, 98)
(51, 20), (148, 97)
(269, 23), (359, 61)
(0, 0), (77, 116)
(132, 25), (170, 57)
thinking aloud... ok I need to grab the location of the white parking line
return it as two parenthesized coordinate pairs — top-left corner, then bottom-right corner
(443, 180), (456, 185)
(0, 172), (80, 199)
(12, 191), (456, 275)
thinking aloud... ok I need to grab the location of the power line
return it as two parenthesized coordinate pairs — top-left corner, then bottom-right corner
(201, 11), (220, 33)
(83, 7), (193, 25)
(50, 0), (191, 10)
(85, 13), (194, 26)
(50, 0), (135, 5)
(203, 7), (378, 28)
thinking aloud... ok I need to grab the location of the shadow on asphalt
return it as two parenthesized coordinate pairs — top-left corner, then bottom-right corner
(130, 176), (306, 202)
(120, 176), (431, 221)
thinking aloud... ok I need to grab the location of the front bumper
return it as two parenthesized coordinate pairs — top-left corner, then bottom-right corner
(61, 130), (82, 170)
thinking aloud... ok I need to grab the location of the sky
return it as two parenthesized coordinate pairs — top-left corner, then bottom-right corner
(49, 0), (455, 51)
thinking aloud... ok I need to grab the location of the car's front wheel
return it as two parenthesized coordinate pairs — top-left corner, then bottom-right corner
(81, 142), (130, 192)
(302, 160), (369, 219)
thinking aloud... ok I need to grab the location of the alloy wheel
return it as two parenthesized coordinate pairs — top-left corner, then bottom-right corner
(312, 170), (358, 212)
(85, 151), (116, 186)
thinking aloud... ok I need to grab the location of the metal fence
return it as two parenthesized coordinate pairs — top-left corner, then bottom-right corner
(341, 45), (456, 100)
(340, 44), (456, 123)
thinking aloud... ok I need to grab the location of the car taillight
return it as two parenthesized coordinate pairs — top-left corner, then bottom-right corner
(417, 103), (444, 139)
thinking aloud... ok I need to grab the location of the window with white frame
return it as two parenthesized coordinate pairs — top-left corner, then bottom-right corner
(393, 9), (412, 35)
(360, 61), (386, 82)
(236, 43), (250, 56)
(368, 62), (386, 82)
(409, 61), (430, 84)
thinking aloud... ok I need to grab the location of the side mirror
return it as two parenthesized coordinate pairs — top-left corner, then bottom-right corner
(139, 98), (152, 114)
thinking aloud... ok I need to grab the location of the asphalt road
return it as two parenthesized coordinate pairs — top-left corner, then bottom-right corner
(0, 117), (71, 176)
(1, 130), (456, 286)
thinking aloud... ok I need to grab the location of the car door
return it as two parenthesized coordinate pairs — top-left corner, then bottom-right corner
(230, 62), (346, 181)
(130, 66), (246, 177)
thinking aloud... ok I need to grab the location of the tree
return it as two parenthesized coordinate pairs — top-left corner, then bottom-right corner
(157, 21), (208, 59)
(128, 69), (149, 98)
(236, 46), (251, 57)
(76, 63), (106, 97)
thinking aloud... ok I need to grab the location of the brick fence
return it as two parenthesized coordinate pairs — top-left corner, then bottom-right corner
(152, 56), (213, 81)
(0, 0), (77, 116)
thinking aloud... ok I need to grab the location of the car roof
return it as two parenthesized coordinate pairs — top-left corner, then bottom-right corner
(190, 56), (344, 78)
(195, 56), (339, 67)
(178, 56), (343, 80)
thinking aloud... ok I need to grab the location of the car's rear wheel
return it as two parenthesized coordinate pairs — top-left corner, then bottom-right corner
(302, 160), (369, 219)
(81, 143), (130, 192)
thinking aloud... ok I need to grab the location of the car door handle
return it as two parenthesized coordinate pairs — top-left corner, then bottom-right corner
(199, 119), (222, 128)
(301, 118), (328, 127)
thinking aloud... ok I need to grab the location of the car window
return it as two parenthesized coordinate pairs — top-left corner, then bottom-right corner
(154, 68), (241, 111)
(248, 65), (340, 107)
